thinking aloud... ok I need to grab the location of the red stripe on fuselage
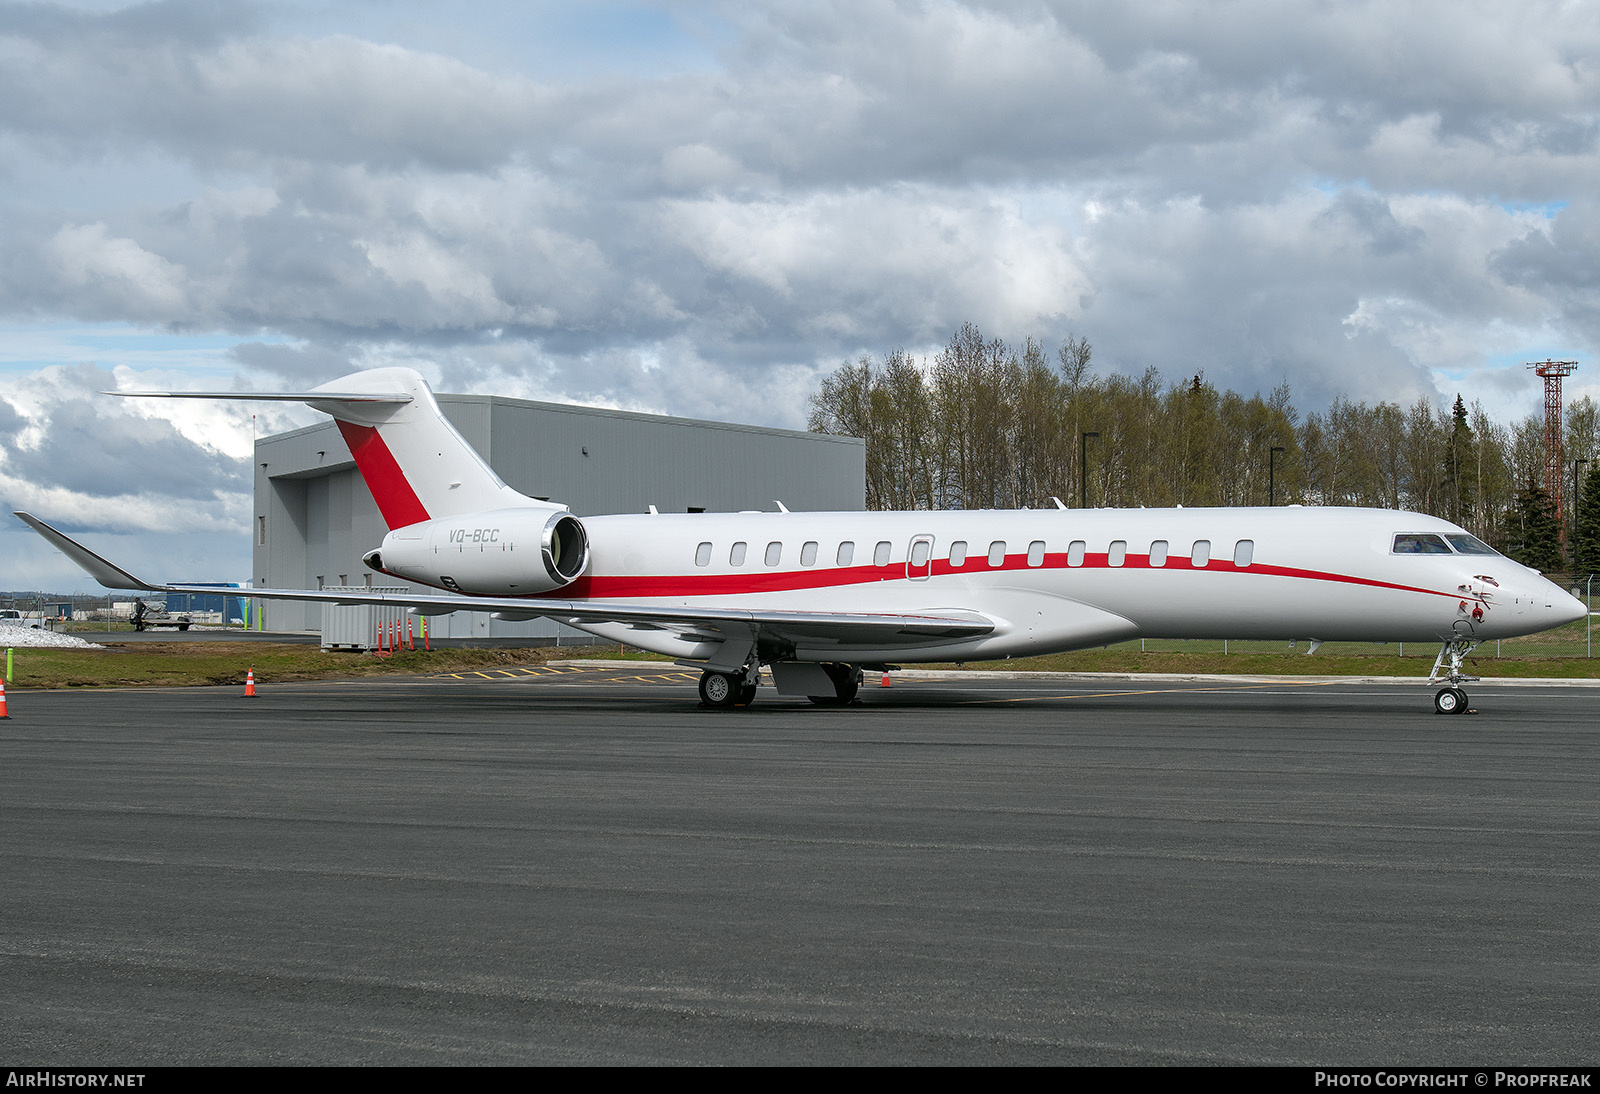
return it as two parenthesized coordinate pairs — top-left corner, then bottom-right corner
(335, 420), (431, 529)
(534, 552), (1476, 604)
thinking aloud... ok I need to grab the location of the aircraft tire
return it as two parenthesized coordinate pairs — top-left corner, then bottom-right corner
(738, 683), (757, 706)
(1434, 687), (1465, 715)
(827, 662), (859, 704)
(808, 663), (859, 706)
(699, 670), (741, 709)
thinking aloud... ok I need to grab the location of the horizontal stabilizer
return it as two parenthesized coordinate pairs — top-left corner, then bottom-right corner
(107, 390), (411, 403)
(14, 512), (164, 591)
(104, 367), (545, 527)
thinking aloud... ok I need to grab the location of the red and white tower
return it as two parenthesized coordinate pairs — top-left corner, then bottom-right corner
(1528, 359), (1578, 545)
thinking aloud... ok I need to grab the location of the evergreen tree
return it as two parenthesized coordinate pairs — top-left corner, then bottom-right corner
(1442, 394), (1475, 526)
(1508, 481), (1563, 574)
(1572, 465), (1600, 579)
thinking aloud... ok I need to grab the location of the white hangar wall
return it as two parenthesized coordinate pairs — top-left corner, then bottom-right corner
(252, 393), (867, 637)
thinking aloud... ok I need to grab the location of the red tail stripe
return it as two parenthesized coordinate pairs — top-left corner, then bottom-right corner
(335, 420), (431, 529)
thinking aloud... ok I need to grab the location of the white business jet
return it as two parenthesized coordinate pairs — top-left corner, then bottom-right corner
(17, 367), (1587, 714)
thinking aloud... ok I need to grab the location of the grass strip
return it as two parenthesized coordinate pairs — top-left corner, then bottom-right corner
(0, 642), (604, 689)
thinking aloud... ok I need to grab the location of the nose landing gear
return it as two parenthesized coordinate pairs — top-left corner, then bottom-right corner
(1433, 686), (1468, 715)
(1429, 638), (1481, 715)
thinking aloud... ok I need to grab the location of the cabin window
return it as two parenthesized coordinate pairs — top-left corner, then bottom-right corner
(1233, 539), (1254, 567)
(1108, 540), (1127, 567)
(837, 541), (854, 566)
(695, 542), (712, 566)
(910, 539), (930, 567)
(800, 541), (818, 566)
(1191, 540), (1210, 568)
(874, 541), (892, 567)
(1027, 540), (1045, 567)
(1067, 540), (1086, 567)
(987, 541), (1006, 567)
(1393, 533), (1452, 554)
(730, 541), (747, 566)
(949, 541), (967, 567)
(765, 541), (782, 566)
(1149, 540), (1168, 567)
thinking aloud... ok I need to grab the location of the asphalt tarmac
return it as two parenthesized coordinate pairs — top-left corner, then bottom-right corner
(2, 669), (1596, 1065)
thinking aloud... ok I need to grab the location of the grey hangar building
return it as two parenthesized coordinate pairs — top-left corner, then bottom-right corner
(253, 390), (867, 640)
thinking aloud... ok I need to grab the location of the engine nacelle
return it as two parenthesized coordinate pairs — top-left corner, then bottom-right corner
(362, 507), (588, 596)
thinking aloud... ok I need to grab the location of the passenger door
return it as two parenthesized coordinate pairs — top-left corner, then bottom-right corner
(907, 535), (934, 581)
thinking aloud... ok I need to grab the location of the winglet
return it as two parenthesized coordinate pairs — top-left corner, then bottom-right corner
(14, 512), (165, 591)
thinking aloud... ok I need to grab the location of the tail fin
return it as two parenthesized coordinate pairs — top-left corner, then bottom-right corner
(114, 366), (558, 528)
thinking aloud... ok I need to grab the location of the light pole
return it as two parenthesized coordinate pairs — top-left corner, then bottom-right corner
(1080, 431), (1100, 508)
(1269, 446), (1286, 506)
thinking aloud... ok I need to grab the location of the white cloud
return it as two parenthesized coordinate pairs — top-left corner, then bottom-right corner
(46, 222), (189, 317)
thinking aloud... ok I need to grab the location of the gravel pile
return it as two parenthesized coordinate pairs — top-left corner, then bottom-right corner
(0, 627), (104, 649)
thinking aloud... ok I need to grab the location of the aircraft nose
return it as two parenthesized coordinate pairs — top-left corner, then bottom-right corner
(1554, 584), (1589, 626)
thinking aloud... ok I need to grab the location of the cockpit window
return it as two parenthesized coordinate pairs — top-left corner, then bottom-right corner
(1392, 533), (1452, 554)
(1444, 533), (1500, 556)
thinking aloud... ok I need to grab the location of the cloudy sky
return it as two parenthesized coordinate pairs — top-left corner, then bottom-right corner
(3, 0), (1598, 590)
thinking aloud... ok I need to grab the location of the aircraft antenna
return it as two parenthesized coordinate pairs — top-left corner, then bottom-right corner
(1528, 358), (1578, 546)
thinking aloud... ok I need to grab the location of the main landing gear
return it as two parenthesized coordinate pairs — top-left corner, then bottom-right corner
(698, 668), (757, 710)
(1429, 637), (1481, 716)
(698, 662), (863, 709)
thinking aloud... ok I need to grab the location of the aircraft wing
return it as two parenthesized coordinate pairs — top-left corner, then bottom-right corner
(16, 512), (994, 648)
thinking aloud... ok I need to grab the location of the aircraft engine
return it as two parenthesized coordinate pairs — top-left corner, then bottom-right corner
(362, 507), (589, 596)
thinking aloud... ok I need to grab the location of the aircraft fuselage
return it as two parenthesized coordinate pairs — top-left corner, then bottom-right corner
(372, 505), (1583, 663)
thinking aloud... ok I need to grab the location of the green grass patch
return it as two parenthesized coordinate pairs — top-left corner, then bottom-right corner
(940, 618), (1600, 678)
(0, 642), (619, 690)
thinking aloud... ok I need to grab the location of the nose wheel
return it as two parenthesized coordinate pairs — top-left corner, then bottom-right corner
(1429, 639), (1480, 715)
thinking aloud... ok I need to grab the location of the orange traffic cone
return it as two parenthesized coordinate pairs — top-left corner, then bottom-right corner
(245, 669), (257, 698)
(0, 676), (9, 718)
(880, 670), (891, 688)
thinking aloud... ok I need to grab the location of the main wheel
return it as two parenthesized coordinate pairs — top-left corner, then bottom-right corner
(699, 670), (741, 709)
(1434, 687), (1464, 715)
(738, 683), (757, 706)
